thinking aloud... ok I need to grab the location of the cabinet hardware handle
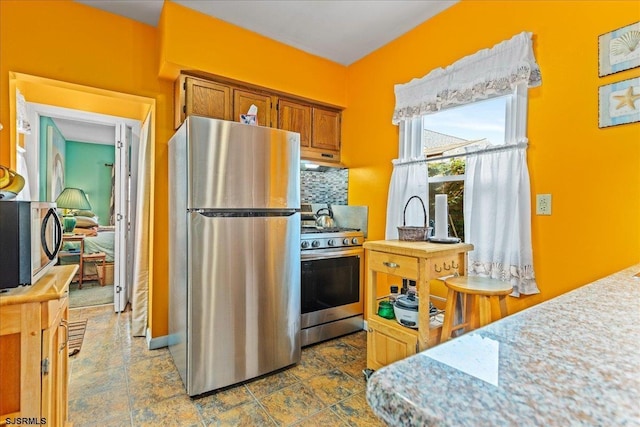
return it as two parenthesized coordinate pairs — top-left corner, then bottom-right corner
(452, 261), (459, 269)
(434, 264), (442, 272)
(383, 262), (399, 268)
(367, 327), (373, 333)
(60, 319), (69, 352)
(444, 263), (451, 271)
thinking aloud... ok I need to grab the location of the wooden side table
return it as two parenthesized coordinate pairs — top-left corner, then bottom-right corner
(82, 252), (107, 286)
(58, 234), (85, 286)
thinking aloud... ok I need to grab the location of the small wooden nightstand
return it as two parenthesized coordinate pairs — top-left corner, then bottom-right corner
(58, 234), (85, 286)
(83, 252), (106, 286)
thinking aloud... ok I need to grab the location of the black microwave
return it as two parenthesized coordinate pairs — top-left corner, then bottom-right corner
(0, 201), (63, 289)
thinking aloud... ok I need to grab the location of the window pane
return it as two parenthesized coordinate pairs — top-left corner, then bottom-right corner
(422, 96), (508, 146)
(429, 182), (464, 241)
(422, 95), (509, 242)
(428, 157), (465, 178)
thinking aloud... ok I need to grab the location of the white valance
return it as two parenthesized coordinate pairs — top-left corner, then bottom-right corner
(392, 31), (541, 124)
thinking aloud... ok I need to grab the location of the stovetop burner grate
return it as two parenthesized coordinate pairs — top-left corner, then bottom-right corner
(302, 226), (360, 234)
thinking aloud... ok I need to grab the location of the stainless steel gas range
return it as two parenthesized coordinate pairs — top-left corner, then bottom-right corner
(300, 226), (364, 346)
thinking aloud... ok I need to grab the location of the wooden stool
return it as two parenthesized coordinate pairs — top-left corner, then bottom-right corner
(81, 252), (106, 288)
(440, 276), (513, 342)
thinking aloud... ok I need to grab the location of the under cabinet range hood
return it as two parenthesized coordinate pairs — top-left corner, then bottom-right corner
(301, 159), (346, 172)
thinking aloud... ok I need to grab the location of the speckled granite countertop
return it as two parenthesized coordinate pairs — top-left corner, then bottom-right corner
(367, 265), (640, 426)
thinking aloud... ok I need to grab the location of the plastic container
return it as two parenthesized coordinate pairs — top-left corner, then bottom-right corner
(377, 300), (395, 319)
(389, 285), (399, 303)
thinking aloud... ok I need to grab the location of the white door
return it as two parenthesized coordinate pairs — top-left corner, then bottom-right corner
(114, 123), (130, 312)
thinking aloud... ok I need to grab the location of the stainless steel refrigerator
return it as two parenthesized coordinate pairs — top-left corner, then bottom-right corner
(168, 116), (301, 396)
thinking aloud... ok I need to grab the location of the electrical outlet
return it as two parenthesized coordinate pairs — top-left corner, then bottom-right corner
(536, 194), (552, 215)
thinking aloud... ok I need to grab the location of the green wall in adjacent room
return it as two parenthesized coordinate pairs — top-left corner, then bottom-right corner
(65, 141), (115, 226)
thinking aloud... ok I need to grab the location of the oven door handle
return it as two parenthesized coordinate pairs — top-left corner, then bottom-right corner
(301, 248), (363, 260)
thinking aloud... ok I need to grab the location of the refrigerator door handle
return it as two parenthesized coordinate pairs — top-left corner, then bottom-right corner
(190, 209), (300, 217)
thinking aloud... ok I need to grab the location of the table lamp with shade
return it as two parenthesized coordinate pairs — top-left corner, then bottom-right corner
(55, 187), (92, 233)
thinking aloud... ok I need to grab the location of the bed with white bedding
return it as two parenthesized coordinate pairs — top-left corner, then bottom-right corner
(83, 228), (115, 262)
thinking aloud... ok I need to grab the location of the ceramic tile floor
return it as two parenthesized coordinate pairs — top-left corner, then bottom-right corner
(68, 305), (385, 427)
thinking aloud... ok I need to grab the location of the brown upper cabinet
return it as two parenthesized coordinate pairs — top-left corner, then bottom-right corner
(233, 89), (276, 128)
(174, 76), (231, 128)
(278, 99), (311, 148)
(175, 73), (342, 163)
(277, 100), (341, 163)
(312, 108), (341, 153)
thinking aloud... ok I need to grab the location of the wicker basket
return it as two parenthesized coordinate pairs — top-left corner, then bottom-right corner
(397, 196), (432, 241)
(96, 263), (114, 285)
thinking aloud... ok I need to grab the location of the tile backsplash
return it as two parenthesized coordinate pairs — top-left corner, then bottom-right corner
(301, 168), (348, 205)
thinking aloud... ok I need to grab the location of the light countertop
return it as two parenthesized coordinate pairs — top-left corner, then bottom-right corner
(363, 240), (473, 258)
(366, 264), (640, 426)
(0, 265), (77, 306)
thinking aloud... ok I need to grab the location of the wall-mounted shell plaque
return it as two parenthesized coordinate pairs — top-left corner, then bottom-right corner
(599, 21), (640, 77)
(598, 77), (640, 128)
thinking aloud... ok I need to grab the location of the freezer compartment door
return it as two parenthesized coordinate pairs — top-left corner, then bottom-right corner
(186, 117), (300, 210)
(187, 211), (301, 395)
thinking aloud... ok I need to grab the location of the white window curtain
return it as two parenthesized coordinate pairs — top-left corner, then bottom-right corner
(464, 146), (538, 296)
(390, 31), (541, 296)
(385, 117), (428, 239)
(392, 32), (541, 124)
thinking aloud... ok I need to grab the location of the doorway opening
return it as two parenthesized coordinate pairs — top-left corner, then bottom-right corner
(25, 106), (140, 311)
(10, 72), (155, 335)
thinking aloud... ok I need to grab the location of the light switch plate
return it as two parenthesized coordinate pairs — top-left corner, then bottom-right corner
(536, 194), (552, 215)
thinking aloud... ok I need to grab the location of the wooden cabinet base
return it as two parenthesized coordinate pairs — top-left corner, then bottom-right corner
(367, 317), (418, 370)
(0, 265), (77, 426)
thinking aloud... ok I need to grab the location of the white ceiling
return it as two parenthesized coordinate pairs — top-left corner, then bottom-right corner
(62, 0), (458, 142)
(75, 0), (458, 65)
(52, 117), (115, 145)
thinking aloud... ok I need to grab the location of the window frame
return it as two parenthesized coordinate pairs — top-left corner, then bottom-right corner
(423, 83), (529, 240)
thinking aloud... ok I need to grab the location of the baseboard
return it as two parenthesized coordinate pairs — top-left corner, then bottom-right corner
(146, 328), (169, 350)
(143, 323), (368, 351)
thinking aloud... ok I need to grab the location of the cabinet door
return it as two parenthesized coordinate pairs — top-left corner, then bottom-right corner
(0, 303), (41, 420)
(183, 77), (232, 124)
(366, 317), (418, 370)
(278, 99), (311, 148)
(41, 299), (68, 426)
(233, 89), (274, 127)
(311, 107), (341, 151)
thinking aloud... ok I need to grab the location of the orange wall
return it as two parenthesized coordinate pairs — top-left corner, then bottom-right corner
(0, 0), (169, 166)
(2, 0), (639, 336)
(0, 1), (348, 338)
(159, 2), (348, 107)
(345, 1), (640, 313)
(0, 0), (173, 337)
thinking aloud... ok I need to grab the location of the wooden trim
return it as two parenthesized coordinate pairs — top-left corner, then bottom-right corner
(21, 302), (41, 420)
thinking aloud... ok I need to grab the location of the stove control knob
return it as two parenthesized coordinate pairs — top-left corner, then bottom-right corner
(301, 241), (310, 249)
(351, 238), (359, 245)
(328, 239), (335, 246)
(312, 240), (320, 248)
(343, 238), (350, 245)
